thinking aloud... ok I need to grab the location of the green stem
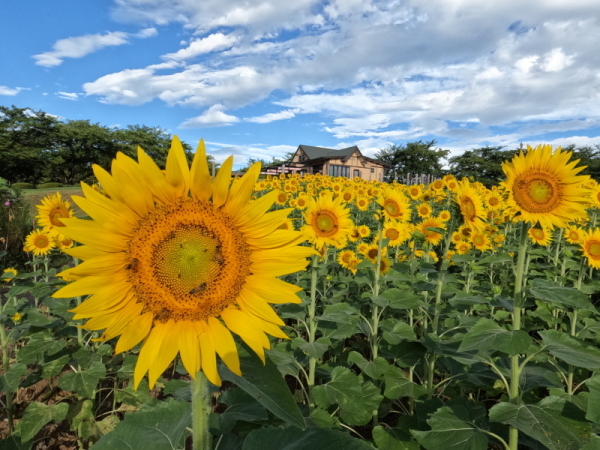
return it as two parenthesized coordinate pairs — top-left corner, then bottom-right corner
(0, 324), (14, 434)
(371, 224), (383, 360)
(191, 371), (212, 450)
(509, 221), (529, 450)
(308, 253), (319, 407)
(567, 258), (586, 395)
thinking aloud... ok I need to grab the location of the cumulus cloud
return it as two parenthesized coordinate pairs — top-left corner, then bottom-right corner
(33, 28), (158, 67)
(56, 92), (79, 100)
(204, 140), (297, 167)
(246, 109), (297, 123)
(0, 86), (23, 96)
(163, 33), (239, 60)
(179, 104), (240, 128)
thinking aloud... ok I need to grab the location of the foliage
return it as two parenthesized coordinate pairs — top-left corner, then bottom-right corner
(375, 140), (450, 182)
(36, 183), (63, 189)
(447, 146), (520, 187)
(10, 183), (35, 190)
(0, 177), (32, 267)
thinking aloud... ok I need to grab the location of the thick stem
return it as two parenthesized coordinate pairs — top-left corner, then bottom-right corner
(371, 224), (383, 360)
(0, 324), (13, 434)
(192, 371), (212, 450)
(509, 221), (529, 450)
(307, 254), (319, 406)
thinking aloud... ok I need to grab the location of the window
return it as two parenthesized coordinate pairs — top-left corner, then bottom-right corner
(354, 169), (361, 178)
(370, 168), (375, 173)
(300, 154), (307, 161)
(329, 164), (350, 178)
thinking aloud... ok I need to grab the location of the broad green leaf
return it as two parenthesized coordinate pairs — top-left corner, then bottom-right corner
(586, 376), (600, 424)
(115, 381), (153, 406)
(0, 362), (27, 393)
(478, 252), (513, 264)
(0, 436), (32, 450)
(242, 426), (374, 450)
(489, 401), (590, 450)
(295, 337), (331, 359)
(520, 364), (563, 391)
(411, 406), (488, 450)
(58, 360), (106, 398)
(313, 366), (382, 426)
(530, 279), (595, 311)
(70, 399), (100, 440)
(449, 293), (489, 308)
(309, 408), (338, 428)
(458, 319), (531, 355)
(384, 367), (427, 400)
(92, 399), (190, 450)
(540, 330), (600, 369)
(18, 333), (66, 363)
(381, 288), (422, 310)
(15, 402), (69, 442)
(220, 346), (305, 429)
(210, 388), (268, 435)
(380, 319), (417, 344)
(373, 426), (420, 450)
(41, 354), (70, 378)
(319, 303), (359, 323)
(347, 351), (390, 379)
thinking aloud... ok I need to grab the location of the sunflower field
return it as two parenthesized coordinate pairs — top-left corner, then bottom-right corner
(2, 141), (600, 450)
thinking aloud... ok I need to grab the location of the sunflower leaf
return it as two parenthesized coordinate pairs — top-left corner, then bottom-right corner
(242, 426), (374, 450)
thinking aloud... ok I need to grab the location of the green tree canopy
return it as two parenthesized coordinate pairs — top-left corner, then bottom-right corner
(374, 140), (450, 182)
(447, 146), (520, 187)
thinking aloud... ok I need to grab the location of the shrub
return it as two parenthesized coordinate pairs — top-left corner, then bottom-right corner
(0, 177), (32, 267)
(12, 182), (35, 190)
(37, 182), (64, 189)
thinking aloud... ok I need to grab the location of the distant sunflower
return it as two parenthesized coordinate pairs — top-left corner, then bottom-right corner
(418, 217), (446, 246)
(528, 226), (553, 246)
(454, 179), (486, 231)
(53, 137), (314, 388)
(581, 229), (600, 269)
(564, 226), (584, 244)
(408, 185), (422, 200)
(2, 268), (18, 280)
(383, 221), (408, 247)
(416, 203), (432, 218)
(36, 192), (75, 240)
(455, 241), (472, 255)
(378, 188), (411, 221)
(356, 197), (370, 211)
(24, 229), (56, 256)
(357, 225), (371, 238)
(348, 226), (361, 242)
(341, 190), (354, 203)
(438, 210), (452, 222)
(362, 242), (387, 263)
(470, 232), (491, 251)
(303, 193), (353, 249)
(337, 250), (356, 269)
(502, 144), (590, 229)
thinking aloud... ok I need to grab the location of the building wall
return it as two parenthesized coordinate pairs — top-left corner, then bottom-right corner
(323, 153), (384, 182)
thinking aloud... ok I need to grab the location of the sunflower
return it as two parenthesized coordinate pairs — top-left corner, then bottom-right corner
(383, 221), (408, 247)
(455, 241), (472, 255)
(590, 185), (600, 208)
(340, 190), (354, 203)
(303, 193), (353, 250)
(502, 144), (590, 229)
(528, 226), (553, 246)
(36, 192), (75, 236)
(408, 185), (422, 200)
(581, 229), (600, 269)
(362, 243), (387, 263)
(430, 179), (445, 191)
(416, 203), (432, 218)
(470, 232), (491, 251)
(378, 188), (411, 221)
(418, 217), (445, 246)
(356, 196), (370, 211)
(438, 210), (451, 222)
(275, 191), (288, 206)
(348, 226), (361, 242)
(2, 267), (18, 280)
(357, 225), (371, 238)
(337, 250), (356, 269)
(347, 257), (361, 275)
(24, 229), (56, 256)
(484, 191), (504, 211)
(378, 256), (393, 275)
(564, 225), (584, 244)
(296, 194), (310, 210)
(53, 137), (314, 388)
(454, 179), (486, 231)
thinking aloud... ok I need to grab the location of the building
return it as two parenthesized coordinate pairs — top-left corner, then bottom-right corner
(264, 145), (387, 181)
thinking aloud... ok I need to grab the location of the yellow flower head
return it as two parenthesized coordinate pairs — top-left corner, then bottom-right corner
(361, 242), (387, 263)
(528, 226), (553, 246)
(303, 192), (354, 250)
(581, 228), (600, 269)
(378, 188), (411, 221)
(52, 137), (315, 389)
(2, 267), (18, 280)
(418, 217), (446, 246)
(24, 229), (56, 256)
(36, 192), (75, 236)
(470, 231), (491, 251)
(383, 221), (409, 247)
(11, 312), (22, 323)
(416, 203), (432, 218)
(454, 179), (486, 231)
(564, 226), (584, 244)
(502, 144), (590, 229)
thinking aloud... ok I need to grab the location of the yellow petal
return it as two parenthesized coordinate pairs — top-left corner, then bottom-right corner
(134, 321), (165, 389)
(58, 218), (129, 253)
(190, 139), (212, 203)
(62, 245), (106, 262)
(244, 276), (303, 304)
(236, 190), (279, 227)
(238, 288), (284, 326)
(224, 162), (261, 219)
(165, 136), (190, 198)
(114, 311), (153, 353)
(178, 321), (201, 378)
(199, 322), (221, 385)
(58, 253), (128, 279)
(137, 146), (177, 204)
(221, 308), (269, 363)
(207, 317), (241, 376)
(212, 156), (233, 207)
(148, 320), (180, 388)
(54, 272), (128, 299)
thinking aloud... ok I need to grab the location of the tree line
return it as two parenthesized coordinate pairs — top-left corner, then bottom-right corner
(0, 105), (199, 185)
(374, 140), (600, 186)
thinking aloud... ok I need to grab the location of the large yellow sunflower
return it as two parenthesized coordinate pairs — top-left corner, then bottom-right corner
(454, 179), (486, 231)
(53, 137), (314, 388)
(36, 192), (75, 237)
(378, 188), (411, 221)
(502, 144), (590, 229)
(24, 229), (56, 256)
(581, 229), (600, 269)
(302, 193), (353, 249)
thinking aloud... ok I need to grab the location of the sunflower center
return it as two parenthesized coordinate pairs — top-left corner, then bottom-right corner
(50, 207), (69, 227)
(127, 199), (251, 322)
(386, 229), (399, 240)
(34, 235), (50, 248)
(367, 248), (379, 260)
(461, 197), (476, 220)
(513, 172), (561, 213)
(473, 235), (484, 246)
(488, 197), (499, 207)
(384, 199), (400, 217)
(314, 211), (338, 237)
(588, 241), (600, 258)
(531, 229), (545, 240)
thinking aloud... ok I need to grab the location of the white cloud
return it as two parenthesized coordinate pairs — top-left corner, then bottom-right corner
(203, 140), (298, 167)
(246, 109), (297, 123)
(163, 33), (239, 60)
(33, 28), (157, 67)
(56, 92), (79, 100)
(180, 104), (239, 128)
(0, 86), (22, 96)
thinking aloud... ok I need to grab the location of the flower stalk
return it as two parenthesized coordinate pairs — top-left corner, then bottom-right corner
(192, 371), (212, 450)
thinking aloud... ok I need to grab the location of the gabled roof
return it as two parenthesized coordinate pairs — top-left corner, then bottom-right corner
(298, 145), (359, 160)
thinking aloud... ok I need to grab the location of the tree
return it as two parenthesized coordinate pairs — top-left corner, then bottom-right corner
(447, 146), (519, 187)
(0, 106), (59, 184)
(375, 140), (449, 182)
(565, 145), (600, 181)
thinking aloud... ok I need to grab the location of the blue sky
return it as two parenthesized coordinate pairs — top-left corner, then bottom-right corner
(2, 1), (600, 169)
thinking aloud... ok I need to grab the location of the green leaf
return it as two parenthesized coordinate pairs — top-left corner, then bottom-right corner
(347, 351), (390, 379)
(478, 252), (513, 264)
(530, 279), (596, 311)
(449, 293), (489, 308)
(115, 381), (153, 406)
(0, 436), (33, 450)
(18, 332), (66, 363)
(0, 362), (27, 393)
(220, 345), (305, 429)
(92, 399), (190, 450)
(41, 354), (70, 378)
(585, 376), (600, 424)
(15, 402), (69, 442)
(295, 337), (331, 359)
(373, 426), (420, 450)
(313, 366), (382, 426)
(383, 367), (427, 400)
(489, 400), (591, 450)
(242, 426), (374, 450)
(70, 399), (100, 440)
(309, 408), (338, 428)
(540, 330), (600, 369)
(380, 319), (417, 345)
(319, 303), (359, 323)
(58, 360), (106, 398)
(411, 406), (488, 450)
(210, 388), (268, 435)
(381, 288), (422, 310)
(458, 319), (531, 355)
